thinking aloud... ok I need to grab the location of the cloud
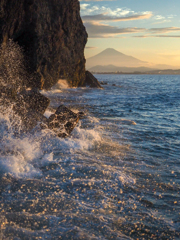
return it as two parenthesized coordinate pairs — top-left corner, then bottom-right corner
(149, 27), (180, 33)
(82, 13), (152, 22)
(85, 23), (180, 38)
(133, 35), (180, 38)
(132, 27), (180, 38)
(80, 2), (179, 39)
(80, 4), (152, 20)
(150, 35), (180, 38)
(80, 4), (90, 10)
(85, 46), (98, 49)
(84, 22), (145, 38)
(167, 14), (176, 19)
(154, 15), (165, 20)
(160, 54), (180, 59)
(153, 14), (176, 24)
(153, 20), (172, 24)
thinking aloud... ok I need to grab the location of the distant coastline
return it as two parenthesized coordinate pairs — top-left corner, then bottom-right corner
(91, 69), (180, 75)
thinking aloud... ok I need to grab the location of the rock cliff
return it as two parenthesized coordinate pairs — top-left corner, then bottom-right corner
(0, 0), (87, 89)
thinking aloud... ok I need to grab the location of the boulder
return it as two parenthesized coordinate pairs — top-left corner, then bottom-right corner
(0, 91), (82, 136)
(83, 71), (103, 88)
(0, 87), (82, 136)
(48, 105), (80, 137)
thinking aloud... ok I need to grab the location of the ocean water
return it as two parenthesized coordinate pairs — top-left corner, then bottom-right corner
(0, 74), (180, 240)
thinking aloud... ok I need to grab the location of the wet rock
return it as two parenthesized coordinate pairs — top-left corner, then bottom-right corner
(14, 89), (50, 115)
(83, 71), (103, 88)
(5, 89), (50, 132)
(48, 105), (80, 137)
(0, 86), (17, 100)
(0, 86), (17, 110)
(0, 87), (81, 136)
(20, 110), (48, 132)
(78, 111), (85, 119)
(0, 82), (83, 136)
(100, 81), (108, 85)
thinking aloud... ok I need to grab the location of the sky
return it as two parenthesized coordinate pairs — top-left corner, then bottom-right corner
(79, 0), (180, 67)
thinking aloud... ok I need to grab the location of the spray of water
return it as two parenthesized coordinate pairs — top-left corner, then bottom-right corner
(0, 39), (27, 92)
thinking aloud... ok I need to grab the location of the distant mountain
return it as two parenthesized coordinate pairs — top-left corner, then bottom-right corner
(147, 69), (180, 75)
(86, 48), (147, 69)
(89, 65), (158, 73)
(154, 64), (178, 70)
(86, 48), (179, 70)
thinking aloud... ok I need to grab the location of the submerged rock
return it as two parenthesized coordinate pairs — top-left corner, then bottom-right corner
(0, 0), (87, 89)
(100, 81), (108, 85)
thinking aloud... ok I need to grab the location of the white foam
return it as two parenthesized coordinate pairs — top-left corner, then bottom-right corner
(41, 153), (54, 166)
(51, 79), (69, 89)
(44, 109), (55, 118)
(0, 103), (133, 186)
(0, 155), (41, 178)
(0, 108), (44, 178)
(0, 133), (43, 178)
(120, 119), (136, 125)
(0, 108), (103, 178)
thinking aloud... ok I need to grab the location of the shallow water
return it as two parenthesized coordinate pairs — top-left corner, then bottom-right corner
(0, 74), (180, 239)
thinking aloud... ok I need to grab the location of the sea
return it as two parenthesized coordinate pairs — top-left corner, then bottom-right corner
(0, 74), (180, 240)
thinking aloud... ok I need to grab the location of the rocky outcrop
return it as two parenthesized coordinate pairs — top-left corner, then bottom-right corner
(0, 0), (87, 89)
(83, 71), (103, 88)
(47, 105), (81, 137)
(0, 88), (83, 136)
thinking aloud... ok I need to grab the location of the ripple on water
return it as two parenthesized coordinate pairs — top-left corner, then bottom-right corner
(1, 75), (180, 239)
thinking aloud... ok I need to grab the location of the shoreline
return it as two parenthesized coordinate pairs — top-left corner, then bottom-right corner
(91, 72), (180, 75)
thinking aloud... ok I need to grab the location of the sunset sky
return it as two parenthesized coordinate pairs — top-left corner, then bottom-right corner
(80, 0), (180, 67)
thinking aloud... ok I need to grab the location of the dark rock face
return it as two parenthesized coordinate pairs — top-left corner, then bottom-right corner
(0, 0), (87, 89)
(83, 71), (103, 88)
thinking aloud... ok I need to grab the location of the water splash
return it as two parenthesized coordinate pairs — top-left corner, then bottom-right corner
(0, 39), (27, 92)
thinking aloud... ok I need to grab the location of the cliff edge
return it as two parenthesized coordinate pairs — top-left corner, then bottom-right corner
(0, 0), (87, 89)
